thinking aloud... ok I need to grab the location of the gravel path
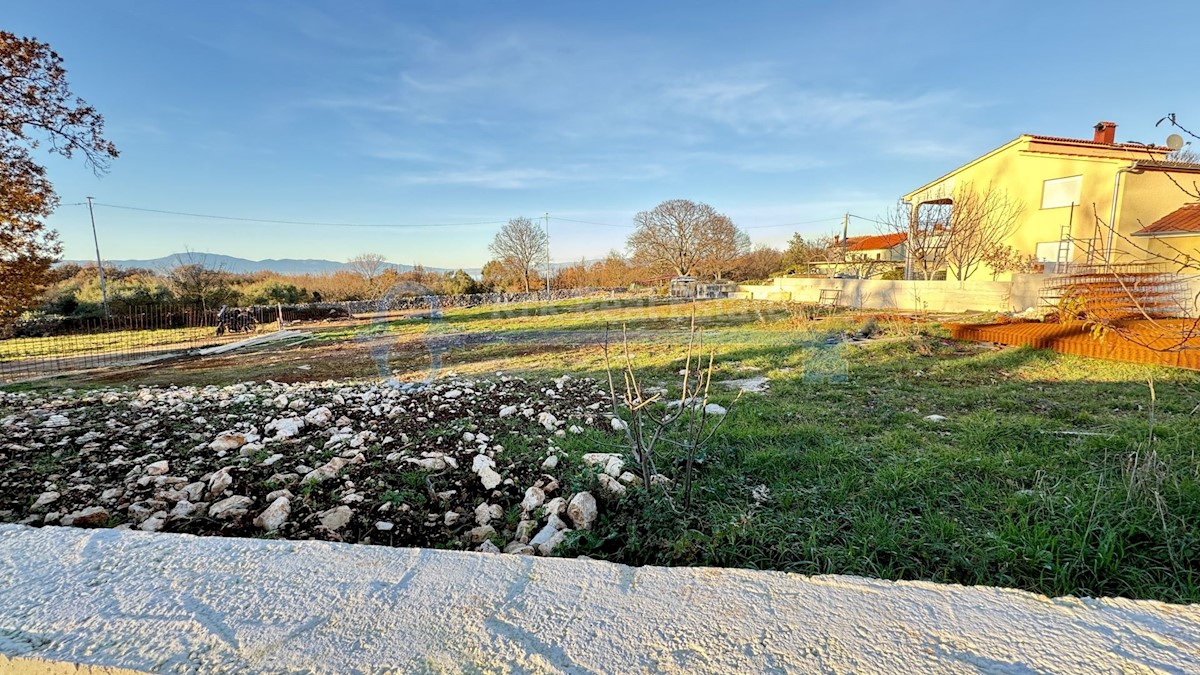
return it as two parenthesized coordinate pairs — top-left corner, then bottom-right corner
(2, 524), (1199, 674)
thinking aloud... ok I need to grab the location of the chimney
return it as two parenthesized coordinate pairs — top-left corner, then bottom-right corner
(1093, 121), (1117, 145)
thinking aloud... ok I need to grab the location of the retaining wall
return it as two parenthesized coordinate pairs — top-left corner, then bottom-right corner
(2, 525), (1199, 673)
(738, 274), (1048, 313)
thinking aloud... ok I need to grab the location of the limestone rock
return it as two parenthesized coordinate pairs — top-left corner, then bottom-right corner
(268, 417), (305, 440)
(466, 525), (495, 544)
(543, 497), (566, 516)
(318, 505), (352, 531)
(32, 491), (60, 510)
(207, 467), (234, 498)
(304, 406), (333, 426)
(597, 473), (627, 498)
(521, 487), (546, 513)
(529, 522), (570, 555)
(474, 502), (503, 526)
(138, 511), (168, 532)
(265, 489), (294, 503)
(208, 495), (253, 520)
(208, 432), (246, 452)
(145, 460), (169, 476)
(504, 542), (535, 555)
(567, 492), (598, 530)
(303, 457), (348, 484)
(254, 497), (291, 531)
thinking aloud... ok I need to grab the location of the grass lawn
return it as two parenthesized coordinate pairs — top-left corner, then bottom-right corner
(9, 296), (1200, 603)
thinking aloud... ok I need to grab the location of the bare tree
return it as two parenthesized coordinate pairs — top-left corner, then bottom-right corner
(730, 245), (784, 281)
(165, 252), (231, 310)
(346, 253), (388, 295)
(941, 184), (1023, 281)
(885, 200), (948, 280)
(1158, 113), (1200, 199)
(697, 216), (751, 279)
(886, 183), (1022, 281)
(841, 253), (885, 279)
(488, 217), (548, 293)
(981, 244), (1039, 280)
(628, 199), (747, 278)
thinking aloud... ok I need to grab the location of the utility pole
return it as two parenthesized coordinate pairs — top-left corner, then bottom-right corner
(86, 196), (110, 318)
(841, 212), (849, 277)
(544, 212), (551, 301)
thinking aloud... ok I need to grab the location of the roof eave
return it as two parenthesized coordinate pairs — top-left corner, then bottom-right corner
(1132, 229), (1200, 238)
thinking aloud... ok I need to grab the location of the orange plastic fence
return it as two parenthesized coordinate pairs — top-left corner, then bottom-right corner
(947, 320), (1200, 370)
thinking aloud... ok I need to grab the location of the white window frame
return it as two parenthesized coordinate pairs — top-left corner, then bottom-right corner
(1041, 175), (1082, 209)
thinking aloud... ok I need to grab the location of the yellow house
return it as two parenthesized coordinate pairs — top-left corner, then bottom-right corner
(901, 121), (1200, 278)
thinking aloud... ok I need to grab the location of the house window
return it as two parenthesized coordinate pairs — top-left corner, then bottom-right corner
(1042, 175), (1082, 209)
(1035, 241), (1061, 262)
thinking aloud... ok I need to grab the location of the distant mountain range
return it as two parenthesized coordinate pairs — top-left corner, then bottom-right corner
(59, 253), (478, 276)
(59, 252), (599, 277)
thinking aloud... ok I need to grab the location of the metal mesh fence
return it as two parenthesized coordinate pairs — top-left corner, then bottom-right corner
(0, 289), (622, 383)
(0, 305), (272, 382)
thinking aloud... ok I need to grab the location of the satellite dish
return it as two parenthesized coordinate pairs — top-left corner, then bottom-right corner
(1166, 133), (1185, 150)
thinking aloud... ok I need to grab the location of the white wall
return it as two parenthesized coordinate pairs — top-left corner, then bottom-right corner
(737, 274), (1048, 313)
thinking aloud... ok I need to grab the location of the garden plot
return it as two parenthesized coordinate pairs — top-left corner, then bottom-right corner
(0, 375), (636, 556)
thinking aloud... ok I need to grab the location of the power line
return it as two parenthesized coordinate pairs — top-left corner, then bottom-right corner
(88, 202), (509, 229)
(66, 201), (858, 233)
(744, 216), (843, 230)
(548, 216), (634, 229)
(552, 215), (844, 230)
(847, 213), (891, 227)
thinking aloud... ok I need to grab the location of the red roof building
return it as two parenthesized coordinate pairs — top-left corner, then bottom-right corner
(1133, 203), (1200, 237)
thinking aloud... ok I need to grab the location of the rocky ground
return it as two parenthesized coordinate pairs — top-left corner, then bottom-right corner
(0, 374), (643, 556)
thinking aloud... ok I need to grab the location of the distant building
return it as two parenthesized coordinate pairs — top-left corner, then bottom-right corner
(813, 233), (907, 278)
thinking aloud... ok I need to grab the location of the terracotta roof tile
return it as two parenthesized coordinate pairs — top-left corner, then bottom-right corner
(1133, 203), (1200, 236)
(844, 233), (907, 251)
(1027, 135), (1171, 152)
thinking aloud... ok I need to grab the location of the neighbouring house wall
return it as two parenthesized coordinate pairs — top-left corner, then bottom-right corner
(1116, 171), (1200, 264)
(737, 275), (1047, 313)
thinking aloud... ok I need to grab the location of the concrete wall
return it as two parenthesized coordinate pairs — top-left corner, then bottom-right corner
(738, 274), (1048, 312)
(5, 525), (1200, 673)
(739, 274), (1200, 316)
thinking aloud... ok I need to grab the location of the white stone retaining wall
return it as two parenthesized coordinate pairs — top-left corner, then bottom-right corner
(736, 275), (1048, 313)
(2, 525), (1199, 673)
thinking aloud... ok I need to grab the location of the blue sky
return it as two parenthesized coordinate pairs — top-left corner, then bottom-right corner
(9, 1), (1200, 268)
